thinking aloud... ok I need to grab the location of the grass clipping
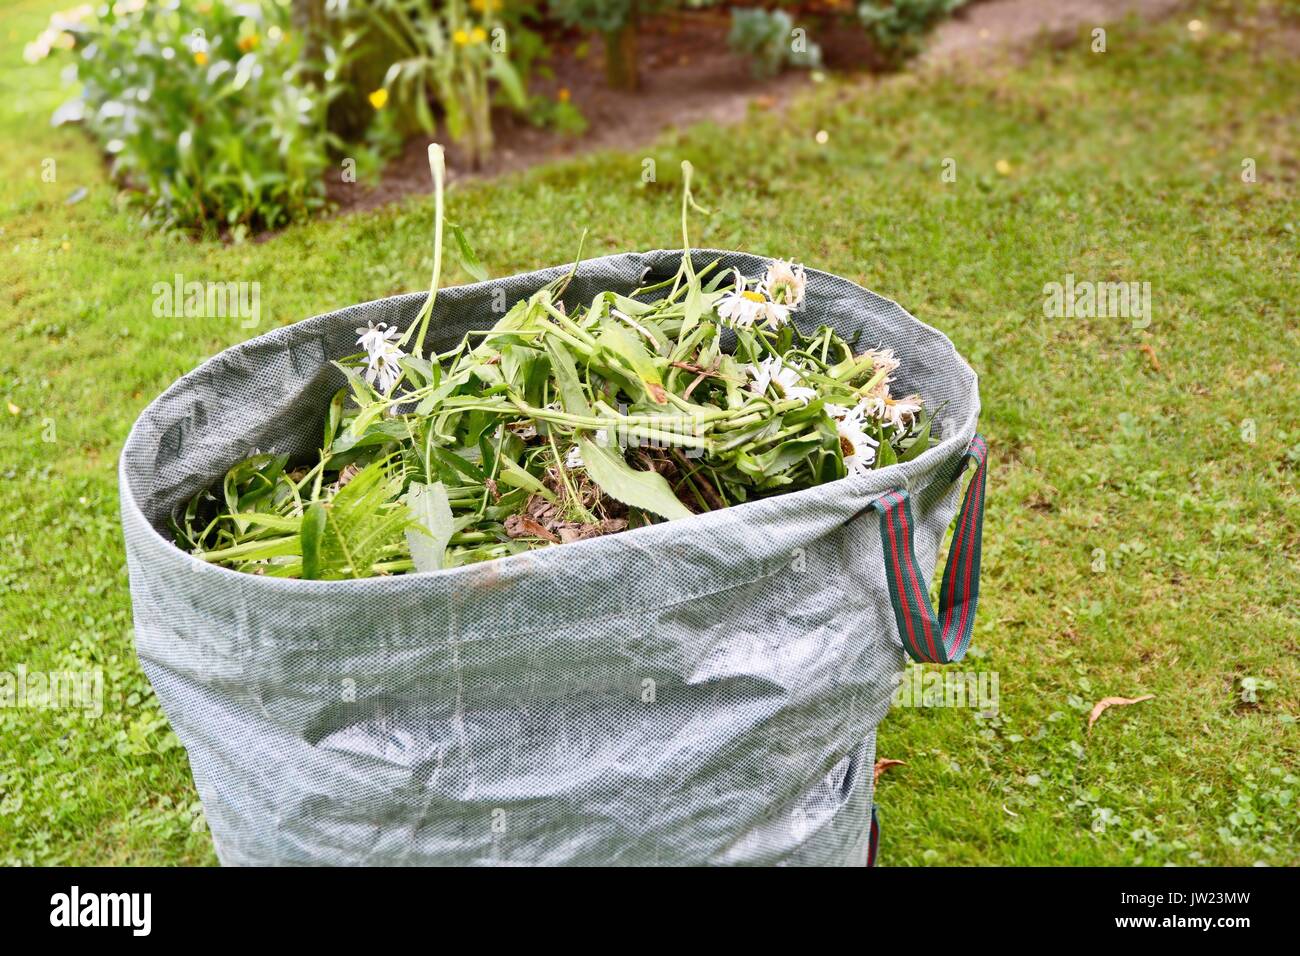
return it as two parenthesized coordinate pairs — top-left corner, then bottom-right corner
(174, 149), (937, 579)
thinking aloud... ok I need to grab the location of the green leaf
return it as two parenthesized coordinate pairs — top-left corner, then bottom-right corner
(682, 280), (704, 339)
(301, 502), (327, 580)
(405, 481), (454, 573)
(897, 412), (933, 463)
(315, 461), (410, 579)
(544, 337), (593, 416)
(578, 438), (692, 521)
(414, 366), (473, 416)
(597, 322), (668, 404)
(324, 387), (347, 449)
(735, 436), (823, 481)
(427, 444), (486, 484)
(488, 54), (527, 109)
(875, 438), (898, 469)
(447, 221), (488, 283)
(498, 455), (557, 502)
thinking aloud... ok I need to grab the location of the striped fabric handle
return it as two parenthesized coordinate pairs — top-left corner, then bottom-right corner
(867, 435), (988, 664)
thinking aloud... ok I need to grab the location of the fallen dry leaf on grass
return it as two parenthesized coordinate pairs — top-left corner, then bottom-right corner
(873, 759), (905, 783)
(1137, 343), (1161, 372)
(1087, 694), (1155, 733)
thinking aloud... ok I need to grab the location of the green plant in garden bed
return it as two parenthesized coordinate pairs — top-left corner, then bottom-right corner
(357, 0), (526, 167)
(179, 150), (934, 578)
(728, 6), (822, 78)
(27, 0), (345, 235)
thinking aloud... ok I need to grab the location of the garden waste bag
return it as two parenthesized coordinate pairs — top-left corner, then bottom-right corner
(119, 250), (986, 866)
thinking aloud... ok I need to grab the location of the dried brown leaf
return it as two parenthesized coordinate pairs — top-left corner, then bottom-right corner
(1086, 694), (1155, 733)
(873, 759), (905, 784)
(1137, 343), (1161, 372)
(504, 513), (559, 543)
(336, 463), (360, 489)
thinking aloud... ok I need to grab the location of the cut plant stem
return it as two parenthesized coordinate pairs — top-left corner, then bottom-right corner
(399, 143), (446, 359)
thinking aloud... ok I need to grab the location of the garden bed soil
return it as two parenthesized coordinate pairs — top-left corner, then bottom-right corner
(328, 8), (876, 214)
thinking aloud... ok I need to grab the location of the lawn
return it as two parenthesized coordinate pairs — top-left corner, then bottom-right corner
(1, 0), (1296, 865)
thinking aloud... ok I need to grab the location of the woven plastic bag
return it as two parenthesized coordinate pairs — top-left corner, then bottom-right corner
(120, 249), (985, 866)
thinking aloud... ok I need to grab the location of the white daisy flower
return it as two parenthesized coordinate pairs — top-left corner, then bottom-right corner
(717, 271), (767, 329)
(744, 356), (817, 404)
(838, 418), (878, 474)
(825, 403), (878, 474)
(861, 391), (923, 432)
(717, 270), (792, 330)
(758, 300), (792, 330)
(865, 347), (900, 381)
(355, 321), (401, 359)
(761, 260), (807, 310)
(363, 342), (404, 394)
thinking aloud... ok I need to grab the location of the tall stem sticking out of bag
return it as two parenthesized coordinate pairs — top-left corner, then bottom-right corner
(674, 161), (710, 339)
(401, 143), (446, 360)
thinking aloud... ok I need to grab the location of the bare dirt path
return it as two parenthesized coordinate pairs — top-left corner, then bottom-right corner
(333, 0), (1188, 214)
(921, 0), (1185, 65)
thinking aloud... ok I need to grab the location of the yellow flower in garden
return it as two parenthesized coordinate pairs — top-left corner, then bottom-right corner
(557, 87), (570, 103)
(368, 88), (389, 110)
(471, 27), (488, 44)
(453, 29), (470, 46)
(471, 0), (502, 13)
(194, 50), (208, 66)
(995, 159), (1012, 176)
(238, 33), (260, 53)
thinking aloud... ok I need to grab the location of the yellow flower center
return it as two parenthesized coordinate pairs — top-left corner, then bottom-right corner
(368, 88), (389, 110)
(453, 29), (470, 45)
(741, 291), (765, 303)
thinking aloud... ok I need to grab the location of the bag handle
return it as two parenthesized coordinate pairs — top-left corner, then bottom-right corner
(866, 435), (988, 664)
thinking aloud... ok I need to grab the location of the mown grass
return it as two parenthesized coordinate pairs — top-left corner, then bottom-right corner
(1, 0), (1296, 865)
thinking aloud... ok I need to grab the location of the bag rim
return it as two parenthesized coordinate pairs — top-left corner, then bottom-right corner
(120, 248), (980, 593)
